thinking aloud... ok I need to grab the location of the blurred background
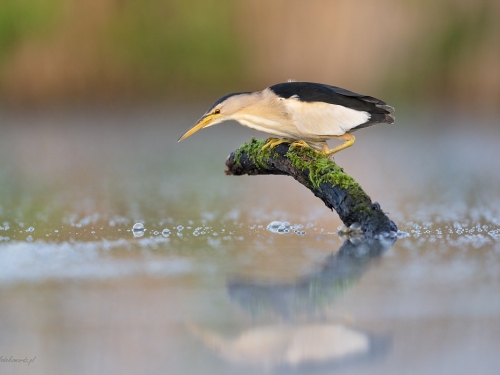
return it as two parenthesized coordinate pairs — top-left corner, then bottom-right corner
(1, 1), (500, 375)
(1, 0), (499, 110)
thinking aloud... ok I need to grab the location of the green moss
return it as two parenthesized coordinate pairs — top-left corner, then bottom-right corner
(285, 146), (359, 190)
(233, 138), (273, 169)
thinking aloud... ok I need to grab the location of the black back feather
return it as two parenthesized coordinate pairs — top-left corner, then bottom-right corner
(269, 82), (394, 128)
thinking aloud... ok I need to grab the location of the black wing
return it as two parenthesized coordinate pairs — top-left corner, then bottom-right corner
(269, 82), (394, 127)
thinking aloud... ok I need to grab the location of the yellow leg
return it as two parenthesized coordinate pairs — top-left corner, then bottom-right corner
(322, 133), (355, 157)
(261, 137), (291, 151)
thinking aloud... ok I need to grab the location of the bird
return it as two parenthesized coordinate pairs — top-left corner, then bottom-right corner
(178, 81), (395, 157)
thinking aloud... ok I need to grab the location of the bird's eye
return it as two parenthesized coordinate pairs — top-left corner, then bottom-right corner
(214, 109), (220, 114)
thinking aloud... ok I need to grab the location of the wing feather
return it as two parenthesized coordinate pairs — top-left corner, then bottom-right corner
(270, 82), (394, 134)
(283, 99), (370, 136)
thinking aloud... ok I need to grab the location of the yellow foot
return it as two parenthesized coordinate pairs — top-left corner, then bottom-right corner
(321, 134), (356, 157)
(261, 138), (291, 151)
(290, 140), (312, 149)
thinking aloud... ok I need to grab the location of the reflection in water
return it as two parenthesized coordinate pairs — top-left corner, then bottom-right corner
(187, 322), (370, 369)
(228, 237), (394, 319)
(188, 237), (395, 370)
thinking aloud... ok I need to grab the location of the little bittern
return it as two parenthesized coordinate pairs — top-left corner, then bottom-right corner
(178, 81), (395, 156)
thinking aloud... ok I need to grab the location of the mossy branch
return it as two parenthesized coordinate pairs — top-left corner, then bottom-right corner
(225, 138), (397, 237)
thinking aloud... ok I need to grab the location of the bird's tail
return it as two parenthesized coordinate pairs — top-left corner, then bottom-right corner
(376, 104), (395, 124)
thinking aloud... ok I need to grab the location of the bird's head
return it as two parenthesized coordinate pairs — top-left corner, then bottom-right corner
(178, 91), (258, 142)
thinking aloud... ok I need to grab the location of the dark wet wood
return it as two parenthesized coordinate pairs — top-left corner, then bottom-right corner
(225, 142), (397, 237)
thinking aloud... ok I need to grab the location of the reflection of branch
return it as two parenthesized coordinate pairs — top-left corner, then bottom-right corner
(225, 139), (397, 237)
(228, 238), (395, 319)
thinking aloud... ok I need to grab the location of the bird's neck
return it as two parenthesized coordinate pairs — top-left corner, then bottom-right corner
(231, 91), (289, 133)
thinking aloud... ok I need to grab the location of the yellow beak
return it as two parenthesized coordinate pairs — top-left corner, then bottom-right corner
(178, 113), (218, 142)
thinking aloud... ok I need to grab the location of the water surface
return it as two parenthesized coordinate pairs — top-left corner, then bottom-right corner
(0, 107), (499, 374)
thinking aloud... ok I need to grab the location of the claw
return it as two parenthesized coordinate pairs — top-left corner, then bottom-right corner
(261, 138), (291, 151)
(290, 140), (312, 149)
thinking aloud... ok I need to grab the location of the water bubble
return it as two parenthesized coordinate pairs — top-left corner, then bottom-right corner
(267, 221), (282, 233)
(153, 231), (159, 235)
(132, 223), (145, 237)
(162, 229), (171, 237)
(213, 232), (218, 236)
(26, 235), (33, 242)
(177, 225), (184, 231)
(26, 227), (35, 232)
(133, 223), (145, 231)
